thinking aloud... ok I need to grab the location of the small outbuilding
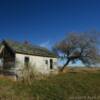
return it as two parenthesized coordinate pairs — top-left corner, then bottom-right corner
(0, 40), (58, 79)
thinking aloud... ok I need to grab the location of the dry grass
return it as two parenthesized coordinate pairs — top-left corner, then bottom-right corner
(60, 67), (100, 73)
(0, 69), (100, 100)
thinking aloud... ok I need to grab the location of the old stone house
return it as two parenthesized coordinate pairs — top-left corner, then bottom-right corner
(0, 40), (58, 78)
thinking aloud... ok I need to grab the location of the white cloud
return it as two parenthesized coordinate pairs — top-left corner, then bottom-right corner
(40, 41), (52, 50)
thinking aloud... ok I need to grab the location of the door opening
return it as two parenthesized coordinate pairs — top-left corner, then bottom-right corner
(50, 59), (53, 69)
(24, 57), (29, 67)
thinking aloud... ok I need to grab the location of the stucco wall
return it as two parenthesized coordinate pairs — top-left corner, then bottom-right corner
(15, 53), (58, 75)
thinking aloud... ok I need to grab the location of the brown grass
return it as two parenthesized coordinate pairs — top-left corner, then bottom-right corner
(59, 67), (100, 74)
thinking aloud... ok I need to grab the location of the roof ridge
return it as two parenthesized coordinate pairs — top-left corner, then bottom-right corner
(2, 39), (56, 58)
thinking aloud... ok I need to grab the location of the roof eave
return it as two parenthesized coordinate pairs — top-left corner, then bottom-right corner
(15, 51), (57, 58)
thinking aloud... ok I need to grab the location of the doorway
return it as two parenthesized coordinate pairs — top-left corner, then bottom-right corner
(24, 57), (29, 67)
(50, 59), (53, 69)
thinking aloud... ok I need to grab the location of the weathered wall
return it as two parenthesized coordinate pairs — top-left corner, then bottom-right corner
(15, 53), (58, 75)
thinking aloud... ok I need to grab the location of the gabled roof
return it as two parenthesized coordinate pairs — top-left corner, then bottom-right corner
(2, 40), (57, 58)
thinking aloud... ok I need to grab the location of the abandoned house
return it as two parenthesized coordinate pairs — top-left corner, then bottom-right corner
(0, 40), (58, 78)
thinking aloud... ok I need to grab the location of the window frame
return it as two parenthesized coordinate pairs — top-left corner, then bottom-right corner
(45, 60), (48, 65)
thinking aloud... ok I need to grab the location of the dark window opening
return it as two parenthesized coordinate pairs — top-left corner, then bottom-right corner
(24, 57), (29, 67)
(45, 60), (48, 65)
(50, 59), (53, 69)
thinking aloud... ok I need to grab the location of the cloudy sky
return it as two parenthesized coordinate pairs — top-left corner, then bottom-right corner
(0, 0), (100, 50)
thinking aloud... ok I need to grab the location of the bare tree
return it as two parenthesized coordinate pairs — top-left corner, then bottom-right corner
(54, 32), (100, 71)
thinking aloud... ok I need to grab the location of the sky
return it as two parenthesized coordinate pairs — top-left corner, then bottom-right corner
(0, 0), (100, 50)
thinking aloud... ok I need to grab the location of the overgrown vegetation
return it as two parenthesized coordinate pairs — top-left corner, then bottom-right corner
(19, 63), (36, 85)
(0, 71), (100, 100)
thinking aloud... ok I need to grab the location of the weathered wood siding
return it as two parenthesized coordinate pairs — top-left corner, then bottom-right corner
(1, 45), (15, 73)
(15, 53), (58, 75)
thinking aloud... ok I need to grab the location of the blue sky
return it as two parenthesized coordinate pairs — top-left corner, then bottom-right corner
(0, 0), (100, 50)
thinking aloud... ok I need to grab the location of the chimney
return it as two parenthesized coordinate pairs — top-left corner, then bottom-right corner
(24, 40), (29, 45)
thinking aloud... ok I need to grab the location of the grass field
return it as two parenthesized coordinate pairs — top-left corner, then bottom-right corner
(0, 70), (100, 100)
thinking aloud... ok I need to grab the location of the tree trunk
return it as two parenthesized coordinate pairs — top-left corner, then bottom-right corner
(60, 59), (70, 71)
